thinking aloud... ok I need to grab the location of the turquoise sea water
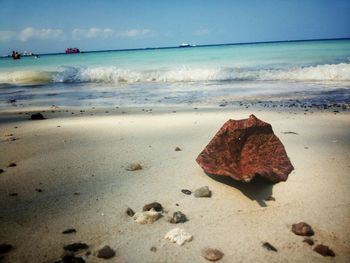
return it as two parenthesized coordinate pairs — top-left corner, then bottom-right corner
(0, 39), (349, 108)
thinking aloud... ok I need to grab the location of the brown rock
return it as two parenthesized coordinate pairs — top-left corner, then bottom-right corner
(63, 243), (88, 252)
(97, 245), (115, 259)
(303, 238), (314, 246)
(175, 147), (182, 151)
(202, 248), (224, 261)
(30, 113), (45, 120)
(143, 202), (163, 212)
(292, 222), (314, 236)
(126, 207), (135, 217)
(125, 163), (142, 171)
(196, 115), (294, 183)
(313, 244), (335, 257)
(62, 228), (76, 234)
(262, 242), (277, 252)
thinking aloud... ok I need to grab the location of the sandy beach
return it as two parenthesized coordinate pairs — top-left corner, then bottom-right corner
(0, 106), (349, 262)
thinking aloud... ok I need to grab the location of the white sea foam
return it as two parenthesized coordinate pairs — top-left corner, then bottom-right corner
(1, 63), (349, 85)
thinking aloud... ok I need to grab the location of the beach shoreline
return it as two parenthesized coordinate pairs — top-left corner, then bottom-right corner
(0, 106), (349, 262)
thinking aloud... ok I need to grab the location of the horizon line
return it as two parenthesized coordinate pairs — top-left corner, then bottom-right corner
(2, 37), (350, 57)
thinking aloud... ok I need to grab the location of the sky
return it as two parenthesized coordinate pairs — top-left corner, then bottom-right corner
(0, 0), (349, 55)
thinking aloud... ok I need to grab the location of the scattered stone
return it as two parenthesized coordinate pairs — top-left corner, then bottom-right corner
(150, 246), (157, 252)
(133, 209), (161, 224)
(181, 189), (192, 195)
(0, 169), (4, 174)
(196, 115), (294, 183)
(125, 163), (142, 171)
(54, 255), (85, 263)
(265, 196), (276, 201)
(35, 188), (43, 193)
(175, 147), (182, 151)
(63, 243), (89, 252)
(202, 248), (224, 261)
(303, 238), (314, 246)
(8, 163), (16, 167)
(313, 244), (335, 257)
(9, 193), (18, 197)
(262, 242), (278, 252)
(97, 245), (116, 259)
(170, 211), (187, 224)
(164, 228), (193, 246)
(143, 202), (163, 212)
(126, 207), (135, 217)
(0, 244), (12, 254)
(62, 228), (76, 234)
(292, 222), (314, 236)
(30, 113), (45, 120)
(194, 186), (211, 198)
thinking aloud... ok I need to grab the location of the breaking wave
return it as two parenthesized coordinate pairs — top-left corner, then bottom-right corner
(1, 63), (350, 85)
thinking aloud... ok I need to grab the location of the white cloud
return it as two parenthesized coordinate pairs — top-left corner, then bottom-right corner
(117, 29), (152, 38)
(71, 27), (114, 40)
(17, 27), (65, 41)
(0, 27), (154, 42)
(0, 27), (65, 42)
(193, 29), (210, 36)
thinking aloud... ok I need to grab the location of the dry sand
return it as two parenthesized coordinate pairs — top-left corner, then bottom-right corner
(0, 107), (349, 262)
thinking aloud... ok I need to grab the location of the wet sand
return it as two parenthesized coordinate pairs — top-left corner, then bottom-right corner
(0, 107), (349, 262)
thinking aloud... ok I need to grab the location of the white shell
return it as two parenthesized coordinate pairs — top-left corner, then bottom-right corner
(164, 228), (193, 245)
(133, 209), (161, 224)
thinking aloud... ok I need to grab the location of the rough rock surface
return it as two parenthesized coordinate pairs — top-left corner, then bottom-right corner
(292, 222), (314, 236)
(133, 209), (161, 224)
(196, 115), (294, 183)
(170, 211), (187, 224)
(313, 244), (335, 257)
(97, 245), (116, 259)
(202, 248), (224, 261)
(164, 228), (193, 245)
(143, 202), (163, 212)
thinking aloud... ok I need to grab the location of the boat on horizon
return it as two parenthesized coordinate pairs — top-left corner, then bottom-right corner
(179, 43), (192, 48)
(65, 48), (80, 54)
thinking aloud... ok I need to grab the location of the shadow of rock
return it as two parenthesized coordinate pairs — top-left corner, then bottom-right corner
(207, 174), (274, 207)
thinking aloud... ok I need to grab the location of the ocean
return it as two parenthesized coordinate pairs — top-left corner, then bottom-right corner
(0, 39), (349, 109)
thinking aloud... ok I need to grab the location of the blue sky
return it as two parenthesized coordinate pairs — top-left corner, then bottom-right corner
(0, 0), (349, 55)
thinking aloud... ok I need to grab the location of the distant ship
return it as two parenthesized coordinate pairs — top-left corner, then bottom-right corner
(21, 51), (34, 56)
(179, 43), (191, 48)
(65, 48), (80, 54)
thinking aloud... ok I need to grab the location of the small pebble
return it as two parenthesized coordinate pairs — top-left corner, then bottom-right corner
(313, 244), (335, 257)
(194, 186), (211, 198)
(292, 222), (314, 236)
(174, 147), (181, 151)
(8, 163), (16, 167)
(170, 211), (187, 224)
(303, 238), (314, 246)
(0, 169), (4, 174)
(63, 243), (89, 252)
(181, 189), (192, 195)
(262, 242), (277, 252)
(202, 248), (224, 261)
(125, 163), (142, 171)
(126, 207), (135, 217)
(143, 202), (163, 212)
(97, 245), (115, 259)
(150, 246), (157, 252)
(30, 113), (45, 120)
(62, 228), (76, 234)
(9, 193), (18, 197)
(35, 188), (43, 193)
